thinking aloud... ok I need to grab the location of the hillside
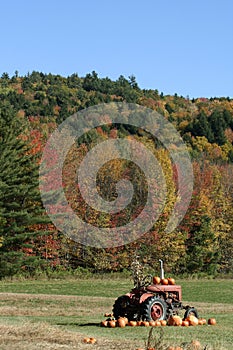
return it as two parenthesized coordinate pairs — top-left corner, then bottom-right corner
(0, 71), (233, 277)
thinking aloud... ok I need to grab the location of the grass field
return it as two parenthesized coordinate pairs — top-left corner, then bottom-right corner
(0, 276), (232, 349)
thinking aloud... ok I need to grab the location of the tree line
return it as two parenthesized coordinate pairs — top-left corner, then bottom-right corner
(0, 71), (233, 278)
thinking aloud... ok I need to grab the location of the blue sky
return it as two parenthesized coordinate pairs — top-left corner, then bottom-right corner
(1, 0), (232, 98)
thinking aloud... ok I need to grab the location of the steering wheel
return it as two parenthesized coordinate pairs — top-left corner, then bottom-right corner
(140, 274), (152, 287)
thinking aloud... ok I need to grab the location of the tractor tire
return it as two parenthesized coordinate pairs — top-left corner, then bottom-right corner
(113, 295), (131, 319)
(184, 307), (199, 320)
(141, 296), (168, 321)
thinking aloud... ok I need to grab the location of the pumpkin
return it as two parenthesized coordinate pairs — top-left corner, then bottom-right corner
(89, 337), (96, 344)
(153, 276), (161, 284)
(141, 321), (150, 326)
(161, 278), (169, 285)
(149, 320), (156, 326)
(128, 320), (137, 327)
(208, 318), (216, 325)
(154, 320), (161, 326)
(190, 340), (201, 349)
(199, 318), (207, 325)
(83, 337), (90, 343)
(100, 320), (108, 327)
(117, 317), (126, 327)
(168, 277), (175, 285)
(108, 320), (116, 328)
(181, 320), (189, 327)
(168, 315), (182, 326)
(137, 320), (142, 326)
(160, 319), (167, 326)
(186, 315), (198, 326)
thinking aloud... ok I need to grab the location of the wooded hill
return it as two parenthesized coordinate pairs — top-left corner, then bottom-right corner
(0, 71), (233, 277)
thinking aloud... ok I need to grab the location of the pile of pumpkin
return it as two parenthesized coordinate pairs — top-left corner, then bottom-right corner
(100, 314), (216, 328)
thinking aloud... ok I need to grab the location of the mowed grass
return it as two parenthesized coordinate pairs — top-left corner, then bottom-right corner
(0, 276), (232, 349)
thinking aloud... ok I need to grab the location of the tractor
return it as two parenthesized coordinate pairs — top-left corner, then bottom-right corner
(112, 259), (198, 321)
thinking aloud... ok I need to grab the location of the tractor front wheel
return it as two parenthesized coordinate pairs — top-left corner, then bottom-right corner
(141, 296), (167, 321)
(184, 307), (199, 320)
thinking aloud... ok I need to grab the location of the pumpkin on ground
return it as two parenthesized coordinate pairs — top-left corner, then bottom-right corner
(117, 317), (126, 327)
(190, 340), (201, 349)
(167, 315), (182, 326)
(108, 320), (116, 328)
(186, 314), (199, 326)
(208, 318), (216, 325)
(100, 320), (108, 327)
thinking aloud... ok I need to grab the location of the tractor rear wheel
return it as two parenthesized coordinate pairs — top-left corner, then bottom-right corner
(141, 296), (167, 321)
(113, 295), (131, 319)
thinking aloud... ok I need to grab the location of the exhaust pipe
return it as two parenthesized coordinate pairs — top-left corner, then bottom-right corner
(159, 259), (164, 279)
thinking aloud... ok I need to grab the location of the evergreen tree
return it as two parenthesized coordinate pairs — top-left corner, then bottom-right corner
(0, 101), (47, 277)
(185, 216), (219, 274)
(209, 110), (227, 145)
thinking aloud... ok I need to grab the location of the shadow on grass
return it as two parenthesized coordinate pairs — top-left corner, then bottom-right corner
(56, 321), (100, 327)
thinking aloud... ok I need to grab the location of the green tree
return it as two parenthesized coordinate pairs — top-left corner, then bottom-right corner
(185, 215), (219, 274)
(0, 101), (47, 277)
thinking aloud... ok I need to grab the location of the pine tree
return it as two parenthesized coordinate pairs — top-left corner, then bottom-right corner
(185, 215), (219, 274)
(0, 101), (47, 277)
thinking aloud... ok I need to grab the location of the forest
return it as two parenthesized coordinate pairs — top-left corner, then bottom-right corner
(0, 70), (233, 278)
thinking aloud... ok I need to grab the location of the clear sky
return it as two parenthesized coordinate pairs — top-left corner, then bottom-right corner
(1, 0), (232, 98)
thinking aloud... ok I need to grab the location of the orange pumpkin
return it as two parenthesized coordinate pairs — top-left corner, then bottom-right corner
(167, 315), (182, 326)
(208, 318), (216, 325)
(141, 321), (150, 327)
(153, 276), (161, 284)
(108, 320), (116, 328)
(100, 320), (108, 327)
(117, 317), (126, 327)
(160, 319), (167, 326)
(168, 277), (175, 285)
(199, 318), (207, 325)
(149, 320), (156, 326)
(181, 320), (189, 327)
(161, 278), (169, 285)
(186, 315), (198, 326)
(89, 337), (96, 344)
(128, 320), (137, 327)
(190, 340), (201, 349)
(83, 337), (90, 343)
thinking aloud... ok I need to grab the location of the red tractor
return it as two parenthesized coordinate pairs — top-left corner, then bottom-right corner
(113, 259), (198, 321)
